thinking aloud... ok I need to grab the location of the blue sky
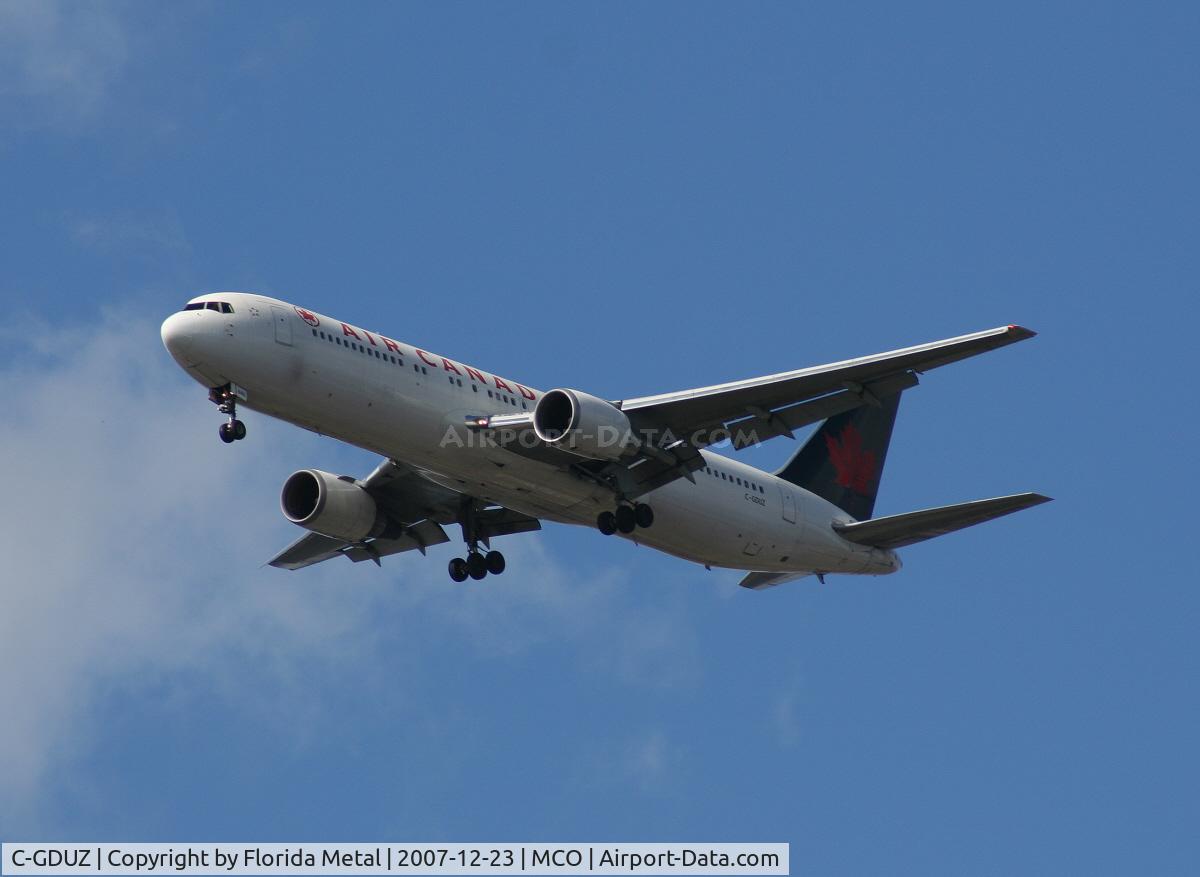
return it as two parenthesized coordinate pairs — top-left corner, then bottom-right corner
(1, 2), (1196, 873)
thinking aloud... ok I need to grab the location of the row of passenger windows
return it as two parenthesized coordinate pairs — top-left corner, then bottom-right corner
(315, 328), (409, 367)
(313, 327), (528, 409)
(184, 301), (234, 313)
(703, 466), (765, 493)
(448, 375), (528, 409)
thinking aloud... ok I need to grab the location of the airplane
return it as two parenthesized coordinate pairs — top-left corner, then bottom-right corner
(160, 293), (1050, 588)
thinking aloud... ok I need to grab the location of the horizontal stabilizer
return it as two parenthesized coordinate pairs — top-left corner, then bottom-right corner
(833, 492), (1052, 550)
(738, 570), (811, 590)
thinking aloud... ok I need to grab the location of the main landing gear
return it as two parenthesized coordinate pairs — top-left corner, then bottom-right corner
(447, 550), (506, 582)
(597, 502), (654, 536)
(210, 384), (247, 444)
(447, 498), (505, 581)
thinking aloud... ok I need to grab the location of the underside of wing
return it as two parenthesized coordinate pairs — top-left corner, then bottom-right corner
(267, 458), (540, 570)
(833, 492), (1052, 550)
(269, 518), (451, 570)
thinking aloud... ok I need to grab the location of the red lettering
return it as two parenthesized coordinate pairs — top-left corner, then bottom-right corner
(516, 384), (536, 400)
(416, 349), (439, 368)
(341, 323), (361, 340)
(493, 376), (513, 392)
(381, 337), (402, 354)
(464, 366), (486, 384)
(442, 358), (462, 375)
(363, 331), (378, 347)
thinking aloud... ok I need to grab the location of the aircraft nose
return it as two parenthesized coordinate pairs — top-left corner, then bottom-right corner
(161, 311), (196, 363)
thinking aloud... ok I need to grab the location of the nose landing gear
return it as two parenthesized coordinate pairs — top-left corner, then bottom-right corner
(597, 502), (654, 536)
(218, 420), (247, 443)
(210, 384), (247, 443)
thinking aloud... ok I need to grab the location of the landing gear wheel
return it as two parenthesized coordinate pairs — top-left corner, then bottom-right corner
(615, 505), (637, 534)
(218, 423), (235, 444)
(597, 510), (617, 536)
(634, 503), (654, 528)
(467, 552), (488, 580)
(232, 419), (247, 440)
(448, 557), (469, 582)
(485, 550), (506, 575)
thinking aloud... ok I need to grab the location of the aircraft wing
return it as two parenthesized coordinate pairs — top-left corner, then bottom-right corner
(470, 325), (1035, 501)
(619, 324), (1035, 450)
(267, 458), (540, 570)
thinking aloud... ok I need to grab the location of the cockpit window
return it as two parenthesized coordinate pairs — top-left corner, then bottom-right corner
(184, 301), (234, 313)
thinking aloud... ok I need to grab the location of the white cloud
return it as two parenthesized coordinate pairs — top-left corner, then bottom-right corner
(0, 1), (129, 128)
(0, 312), (704, 830)
(64, 209), (191, 258)
(622, 729), (685, 794)
(772, 685), (803, 747)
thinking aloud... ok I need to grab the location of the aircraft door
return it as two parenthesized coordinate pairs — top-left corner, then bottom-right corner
(779, 483), (796, 523)
(271, 306), (293, 346)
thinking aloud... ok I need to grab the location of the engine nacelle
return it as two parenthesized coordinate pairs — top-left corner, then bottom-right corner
(532, 388), (639, 461)
(280, 469), (398, 542)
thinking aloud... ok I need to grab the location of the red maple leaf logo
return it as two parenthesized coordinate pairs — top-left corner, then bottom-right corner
(294, 306), (319, 327)
(824, 423), (876, 494)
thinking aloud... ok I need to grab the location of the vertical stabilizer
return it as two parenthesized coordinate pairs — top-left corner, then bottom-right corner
(775, 393), (902, 520)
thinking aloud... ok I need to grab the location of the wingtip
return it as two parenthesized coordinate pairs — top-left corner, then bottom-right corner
(1016, 492), (1054, 507)
(1006, 324), (1038, 340)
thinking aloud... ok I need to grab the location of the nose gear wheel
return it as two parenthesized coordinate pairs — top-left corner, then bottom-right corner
(210, 384), (247, 443)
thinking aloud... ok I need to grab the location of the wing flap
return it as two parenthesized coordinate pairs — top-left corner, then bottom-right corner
(725, 371), (920, 450)
(833, 492), (1052, 550)
(476, 506), (542, 539)
(268, 519), (453, 569)
(268, 532), (349, 571)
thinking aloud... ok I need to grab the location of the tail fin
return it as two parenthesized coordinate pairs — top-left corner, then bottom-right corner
(775, 392), (901, 520)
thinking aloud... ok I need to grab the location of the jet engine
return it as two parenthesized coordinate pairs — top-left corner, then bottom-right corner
(532, 388), (639, 461)
(280, 469), (401, 542)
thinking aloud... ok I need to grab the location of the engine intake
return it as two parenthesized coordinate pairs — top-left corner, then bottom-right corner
(280, 469), (400, 542)
(532, 388), (638, 461)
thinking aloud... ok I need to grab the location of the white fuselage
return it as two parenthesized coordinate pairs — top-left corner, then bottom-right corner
(161, 293), (900, 578)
